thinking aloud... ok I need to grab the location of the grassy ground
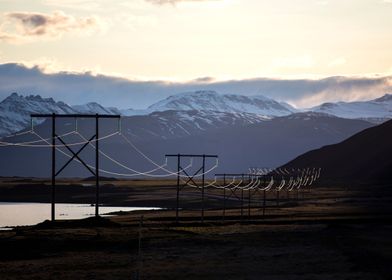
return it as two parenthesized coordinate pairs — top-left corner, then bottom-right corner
(0, 180), (392, 279)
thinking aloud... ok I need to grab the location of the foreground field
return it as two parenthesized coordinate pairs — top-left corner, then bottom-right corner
(0, 180), (392, 279)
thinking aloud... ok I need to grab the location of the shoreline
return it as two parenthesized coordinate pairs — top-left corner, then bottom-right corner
(0, 201), (164, 229)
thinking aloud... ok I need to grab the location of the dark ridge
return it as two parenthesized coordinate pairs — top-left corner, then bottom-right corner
(282, 119), (392, 186)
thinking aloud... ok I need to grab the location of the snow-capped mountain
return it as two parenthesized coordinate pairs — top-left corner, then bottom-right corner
(310, 94), (392, 122)
(0, 93), (76, 136)
(73, 102), (121, 115)
(146, 90), (296, 117)
(0, 93), (119, 136)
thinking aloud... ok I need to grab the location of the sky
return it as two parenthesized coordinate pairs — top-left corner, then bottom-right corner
(0, 0), (391, 108)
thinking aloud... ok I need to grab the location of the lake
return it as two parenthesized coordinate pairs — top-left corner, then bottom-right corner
(0, 202), (160, 228)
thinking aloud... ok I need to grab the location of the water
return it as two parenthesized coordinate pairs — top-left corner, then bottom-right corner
(0, 202), (160, 228)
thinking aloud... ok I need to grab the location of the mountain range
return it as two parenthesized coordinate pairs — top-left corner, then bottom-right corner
(1, 90), (391, 137)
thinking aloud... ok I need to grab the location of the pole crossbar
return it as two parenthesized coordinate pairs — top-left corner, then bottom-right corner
(166, 154), (218, 158)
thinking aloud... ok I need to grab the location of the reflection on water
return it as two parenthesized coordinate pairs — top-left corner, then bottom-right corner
(0, 202), (160, 228)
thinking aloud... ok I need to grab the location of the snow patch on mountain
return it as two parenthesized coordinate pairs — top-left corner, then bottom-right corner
(120, 108), (149, 116)
(120, 110), (270, 141)
(147, 90), (295, 117)
(311, 93), (392, 120)
(73, 102), (121, 115)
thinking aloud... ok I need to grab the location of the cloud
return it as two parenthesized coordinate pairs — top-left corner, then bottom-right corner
(0, 62), (391, 109)
(145, 0), (220, 5)
(192, 76), (215, 83)
(291, 76), (392, 108)
(0, 11), (105, 43)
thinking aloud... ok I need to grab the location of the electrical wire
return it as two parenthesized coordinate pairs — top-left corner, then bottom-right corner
(1, 131), (118, 147)
(75, 131), (187, 177)
(264, 176), (274, 191)
(243, 177), (261, 191)
(2, 129), (34, 138)
(277, 177), (286, 191)
(120, 133), (218, 178)
(209, 177), (236, 189)
(74, 131), (217, 178)
(0, 130), (76, 146)
(238, 176), (255, 190)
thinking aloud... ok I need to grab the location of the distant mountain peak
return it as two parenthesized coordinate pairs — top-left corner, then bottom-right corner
(8, 92), (19, 98)
(373, 93), (392, 102)
(147, 90), (294, 117)
(25, 95), (47, 102)
(2, 92), (24, 102)
(285, 111), (336, 120)
(183, 90), (217, 95)
(160, 90), (219, 101)
(72, 102), (121, 115)
(1, 92), (57, 105)
(0, 92), (119, 137)
(311, 93), (392, 120)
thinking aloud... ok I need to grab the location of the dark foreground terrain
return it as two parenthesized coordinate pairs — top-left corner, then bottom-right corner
(0, 180), (392, 280)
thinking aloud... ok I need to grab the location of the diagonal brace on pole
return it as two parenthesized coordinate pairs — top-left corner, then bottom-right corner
(182, 166), (203, 187)
(56, 135), (96, 176)
(55, 134), (97, 177)
(227, 188), (241, 201)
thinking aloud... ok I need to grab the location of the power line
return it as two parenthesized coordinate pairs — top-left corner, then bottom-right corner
(0, 131), (119, 147)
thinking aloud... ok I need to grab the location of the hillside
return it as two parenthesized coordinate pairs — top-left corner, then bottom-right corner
(283, 119), (392, 185)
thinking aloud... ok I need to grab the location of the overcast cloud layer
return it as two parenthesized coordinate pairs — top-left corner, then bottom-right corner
(0, 63), (391, 109)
